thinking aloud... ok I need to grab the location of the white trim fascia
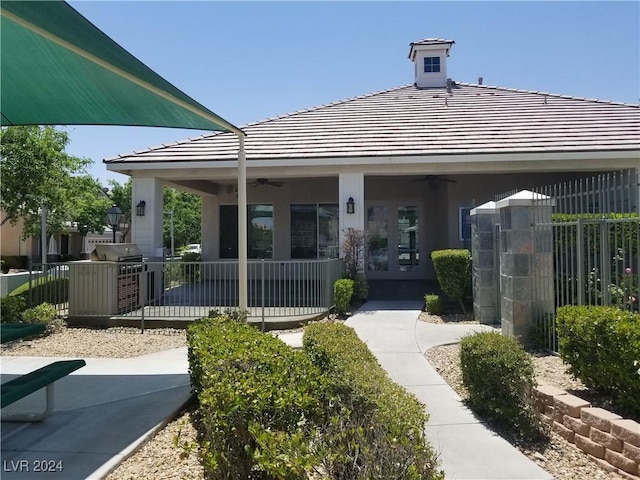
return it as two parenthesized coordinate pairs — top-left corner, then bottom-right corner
(106, 149), (640, 175)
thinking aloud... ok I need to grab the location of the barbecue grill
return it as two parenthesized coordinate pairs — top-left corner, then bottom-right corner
(69, 243), (150, 319)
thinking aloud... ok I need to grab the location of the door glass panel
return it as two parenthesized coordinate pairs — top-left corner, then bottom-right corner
(367, 206), (388, 271)
(318, 204), (339, 258)
(398, 206), (419, 271)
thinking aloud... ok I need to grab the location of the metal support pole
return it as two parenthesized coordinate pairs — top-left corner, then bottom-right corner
(238, 133), (248, 312)
(261, 258), (265, 332)
(41, 207), (47, 264)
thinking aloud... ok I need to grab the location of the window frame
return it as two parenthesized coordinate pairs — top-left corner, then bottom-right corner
(290, 203), (339, 259)
(459, 206), (472, 242)
(423, 56), (441, 73)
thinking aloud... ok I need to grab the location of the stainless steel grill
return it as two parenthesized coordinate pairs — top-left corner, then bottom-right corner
(90, 243), (143, 262)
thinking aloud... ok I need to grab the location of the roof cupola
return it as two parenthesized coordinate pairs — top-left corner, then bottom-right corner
(408, 38), (454, 89)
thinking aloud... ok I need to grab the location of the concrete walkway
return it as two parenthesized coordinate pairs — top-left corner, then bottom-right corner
(345, 300), (554, 480)
(1, 301), (553, 480)
(1, 348), (191, 480)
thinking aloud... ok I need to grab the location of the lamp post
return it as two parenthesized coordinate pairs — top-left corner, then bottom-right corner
(105, 204), (123, 243)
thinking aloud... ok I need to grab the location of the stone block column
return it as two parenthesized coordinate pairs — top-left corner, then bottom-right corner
(471, 201), (498, 325)
(496, 190), (554, 345)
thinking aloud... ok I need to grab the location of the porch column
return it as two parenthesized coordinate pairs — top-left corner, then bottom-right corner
(496, 190), (554, 346)
(132, 177), (164, 259)
(339, 173), (365, 256)
(470, 201), (499, 325)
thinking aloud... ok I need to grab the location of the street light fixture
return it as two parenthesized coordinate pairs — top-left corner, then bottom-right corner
(105, 204), (122, 243)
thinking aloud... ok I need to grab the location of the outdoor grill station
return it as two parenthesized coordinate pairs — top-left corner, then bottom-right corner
(68, 243), (158, 320)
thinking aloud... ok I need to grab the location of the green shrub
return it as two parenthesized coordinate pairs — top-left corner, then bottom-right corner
(460, 331), (543, 440)
(0, 255), (28, 271)
(424, 294), (444, 315)
(22, 302), (64, 333)
(431, 249), (472, 314)
(351, 272), (369, 303)
(0, 295), (27, 323)
(556, 305), (640, 416)
(333, 278), (354, 315)
(187, 313), (326, 479)
(303, 323), (443, 480)
(180, 252), (201, 283)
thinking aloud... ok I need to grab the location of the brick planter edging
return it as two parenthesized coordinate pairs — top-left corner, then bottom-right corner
(533, 385), (640, 478)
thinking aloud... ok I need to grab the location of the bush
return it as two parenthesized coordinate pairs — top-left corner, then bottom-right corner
(0, 255), (28, 271)
(351, 272), (369, 303)
(431, 249), (472, 313)
(460, 331), (543, 440)
(180, 252), (201, 283)
(22, 302), (64, 333)
(0, 295), (27, 323)
(424, 294), (444, 315)
(556, 305), (640, 416)
(187, 313), (327, 479)
(333, 278), (354, 315)
(303, 323), (443, 480)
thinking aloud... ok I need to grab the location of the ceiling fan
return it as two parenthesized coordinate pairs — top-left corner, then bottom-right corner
(250, 178), (284, 188)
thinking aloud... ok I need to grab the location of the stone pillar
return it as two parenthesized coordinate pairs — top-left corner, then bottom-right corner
(132, 177), (164, 259)
(471, 201), (498, 325)
(496, 190), (554, 345)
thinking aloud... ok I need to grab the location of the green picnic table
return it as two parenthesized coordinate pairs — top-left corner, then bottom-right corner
(1, 323), (46, 344)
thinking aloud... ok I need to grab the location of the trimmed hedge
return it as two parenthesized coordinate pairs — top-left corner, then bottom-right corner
(556, 305), (640, 416)
(430, 249), (472, 313)
(424, 294), (444, 315)
(187, 313), (327, 479)
(333, 278), (354, 315)
(460, 331), (543, 439)
(0, 255), (28, 272)
(303, 323), (443, 480)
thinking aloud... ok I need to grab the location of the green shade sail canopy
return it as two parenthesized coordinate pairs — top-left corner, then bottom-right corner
(0, 0), (242, 134)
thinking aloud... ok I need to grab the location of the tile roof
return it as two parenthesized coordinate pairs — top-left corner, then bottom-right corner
(105, 82), (640, 165)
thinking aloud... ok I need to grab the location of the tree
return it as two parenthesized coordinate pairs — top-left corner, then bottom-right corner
(0, 126), (106, 241)
(70, 176), (112, 238)
(163, 188), (201, 249)
(107, 179), (132, 242)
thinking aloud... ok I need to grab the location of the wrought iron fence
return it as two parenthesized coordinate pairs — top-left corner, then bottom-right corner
(25, 258), (344, 327)
(530, 169), (639, 351)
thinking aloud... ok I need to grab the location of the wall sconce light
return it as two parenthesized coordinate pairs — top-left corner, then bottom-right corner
(136, 200), (146, 217)
(346, 197), (355, 215)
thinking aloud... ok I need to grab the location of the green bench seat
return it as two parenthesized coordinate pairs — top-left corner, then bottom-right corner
(1, 359), (86, 421)
(1, 323), (46, 344)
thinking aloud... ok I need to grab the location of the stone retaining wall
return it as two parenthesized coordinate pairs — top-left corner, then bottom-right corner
(533, 385), (640, 479)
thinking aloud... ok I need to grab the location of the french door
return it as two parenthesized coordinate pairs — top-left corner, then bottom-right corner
(366, 204), (422, 279)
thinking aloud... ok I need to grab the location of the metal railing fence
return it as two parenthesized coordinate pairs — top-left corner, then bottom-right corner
(530, 169), (639, 351)
(25, 258), (344, 323)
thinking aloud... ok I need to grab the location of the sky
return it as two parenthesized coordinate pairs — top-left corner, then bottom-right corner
(63, 1), (640, 186)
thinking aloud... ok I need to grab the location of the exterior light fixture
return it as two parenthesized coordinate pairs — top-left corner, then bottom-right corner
(346, 197), (355, 215)
(105, 204), (123, 243)
(136, 200), (146, 217)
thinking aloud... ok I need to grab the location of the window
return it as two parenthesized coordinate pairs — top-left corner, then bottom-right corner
(459, 207), (472, 242)
(219, 204), (273, 259)
(423, 56), (440, 73)
(291, 204), (339, 259)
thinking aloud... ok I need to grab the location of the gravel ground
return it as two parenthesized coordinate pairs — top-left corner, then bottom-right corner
(425, 343), (627, 480)
(2, 320), (629, 480)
